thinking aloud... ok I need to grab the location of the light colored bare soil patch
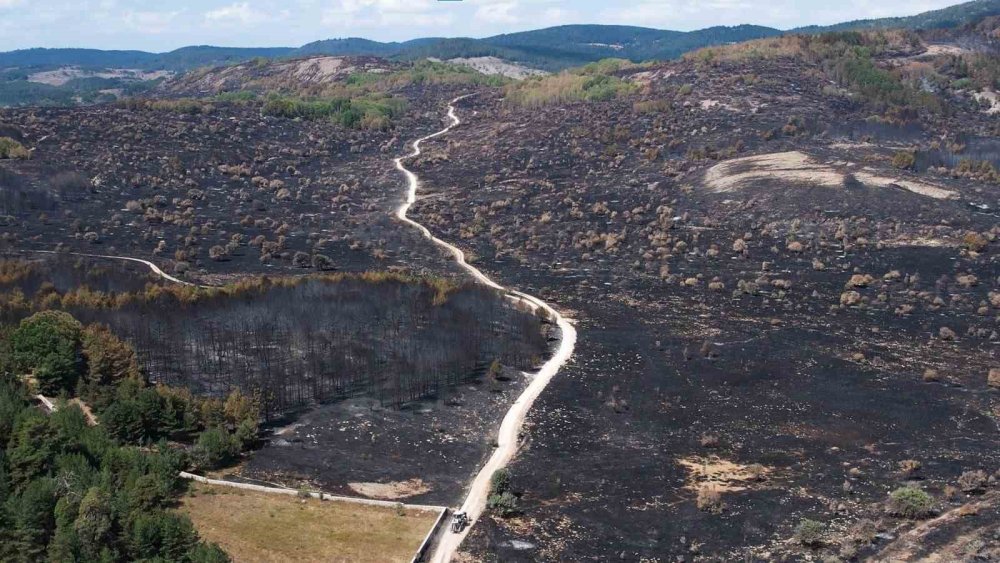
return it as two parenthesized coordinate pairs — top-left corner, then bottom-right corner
(699, 99), (738, 112)
(628, 68), (675, 86)
(348, 478), (431, 500)
(922, 44), (971, 57)
(830, 141), (875, 150)
(180, 482), (438, 563)
(854, 171), (957, 200)
(28, 67), (172, 86)
(68, 398), (99, 425)
(446, 56), (547, 79)
(291, 57), (348, 82)
(678, 456), (770, 493)
(883, 236), (954, 248)
(703, 151), (843, 192)
(973, 90), (1000, 114)
(703, 151), (957, 199)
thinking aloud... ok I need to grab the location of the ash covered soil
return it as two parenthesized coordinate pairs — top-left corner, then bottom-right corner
(0, 83), (482, 283)
(408, 54), (1000, 560)
(0, 76), (546, 506)
(244, 364), (540, 506)
(2, 41), (999, 560)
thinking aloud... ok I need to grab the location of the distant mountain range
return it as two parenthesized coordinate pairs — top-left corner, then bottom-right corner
(0, 0), (996, 75)
(795, 0), (1000, 33)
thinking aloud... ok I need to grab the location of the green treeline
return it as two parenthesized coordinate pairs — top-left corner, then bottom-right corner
(261, 94), (407, 130)
(0, 308), (273, 561)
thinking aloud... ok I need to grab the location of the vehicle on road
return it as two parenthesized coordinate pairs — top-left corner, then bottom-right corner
(450, 511), (469, 533)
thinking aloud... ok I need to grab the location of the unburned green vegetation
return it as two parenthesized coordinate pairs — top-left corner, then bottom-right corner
(504, 58), (640, 107)
(686, 30), (941, 113)
(261, 94), (407, 130)
(7, 308), (262, 469)
(0, 136), (29, 159)
(486, 468), (518, 517)
(0, 340), (230, 562)
(166, 59), (505, 130)
(115, 98), (215, 115)
(344, 60), (507, 90)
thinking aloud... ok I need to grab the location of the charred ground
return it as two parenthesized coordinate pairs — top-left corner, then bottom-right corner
(406, 30), (1000, 561)
(1, 24), (998, 562)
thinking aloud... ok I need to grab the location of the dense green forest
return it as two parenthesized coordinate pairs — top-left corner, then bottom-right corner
(0, 310), (239, 562)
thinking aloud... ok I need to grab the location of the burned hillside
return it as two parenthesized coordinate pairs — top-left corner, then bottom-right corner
(404, 30), (1000, 562)
(0, 255), (548, 414)
(0, 19), (998, 563)
(0, 83), (486, 283)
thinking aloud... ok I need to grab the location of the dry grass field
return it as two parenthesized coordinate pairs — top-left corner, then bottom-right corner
(179, 483), (441, 562)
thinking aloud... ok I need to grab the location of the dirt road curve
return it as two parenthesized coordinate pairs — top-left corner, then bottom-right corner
(394, 96), (577, 563)
(28, 249), (197, 286)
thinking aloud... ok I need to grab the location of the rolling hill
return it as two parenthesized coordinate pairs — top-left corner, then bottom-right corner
(2, 0), (997, 76)
(1, 0), (999, 107)
(795, 0), (1000, 33)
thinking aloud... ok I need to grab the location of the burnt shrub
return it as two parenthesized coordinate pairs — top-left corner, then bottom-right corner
(957, 470), (988, 494)
(311, 253), (334, 271)
(892, 150), (916, 170)
(848, 518), (877, 544)
(291, 251), (311, 268)
(696, 485), (723, 513)
(48, 171), (91, 198)
(208, 246), (228, 261)
(988, 368), (1000, 388)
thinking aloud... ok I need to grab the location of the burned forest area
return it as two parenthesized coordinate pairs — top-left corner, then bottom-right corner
(0, 11), (999, 563)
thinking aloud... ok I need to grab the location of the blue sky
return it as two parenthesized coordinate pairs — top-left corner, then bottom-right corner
(0, 0), (965, 52)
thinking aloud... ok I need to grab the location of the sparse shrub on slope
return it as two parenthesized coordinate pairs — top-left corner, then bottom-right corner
(686, 30), (940, 113)
(117, 98), (213, 114)
(261, 94), (406, 130)
(886, 486), (935, 519)
(0, 137), (30, 159)
(794, 518), (826, 547)
(504, 58), (638, 107)
(352, 60), (507, 89)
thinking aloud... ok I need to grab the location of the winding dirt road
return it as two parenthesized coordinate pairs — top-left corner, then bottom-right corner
(394, 96), (577, 562)
(28, 249), (197, 286)
(25, 97), (575, 561)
